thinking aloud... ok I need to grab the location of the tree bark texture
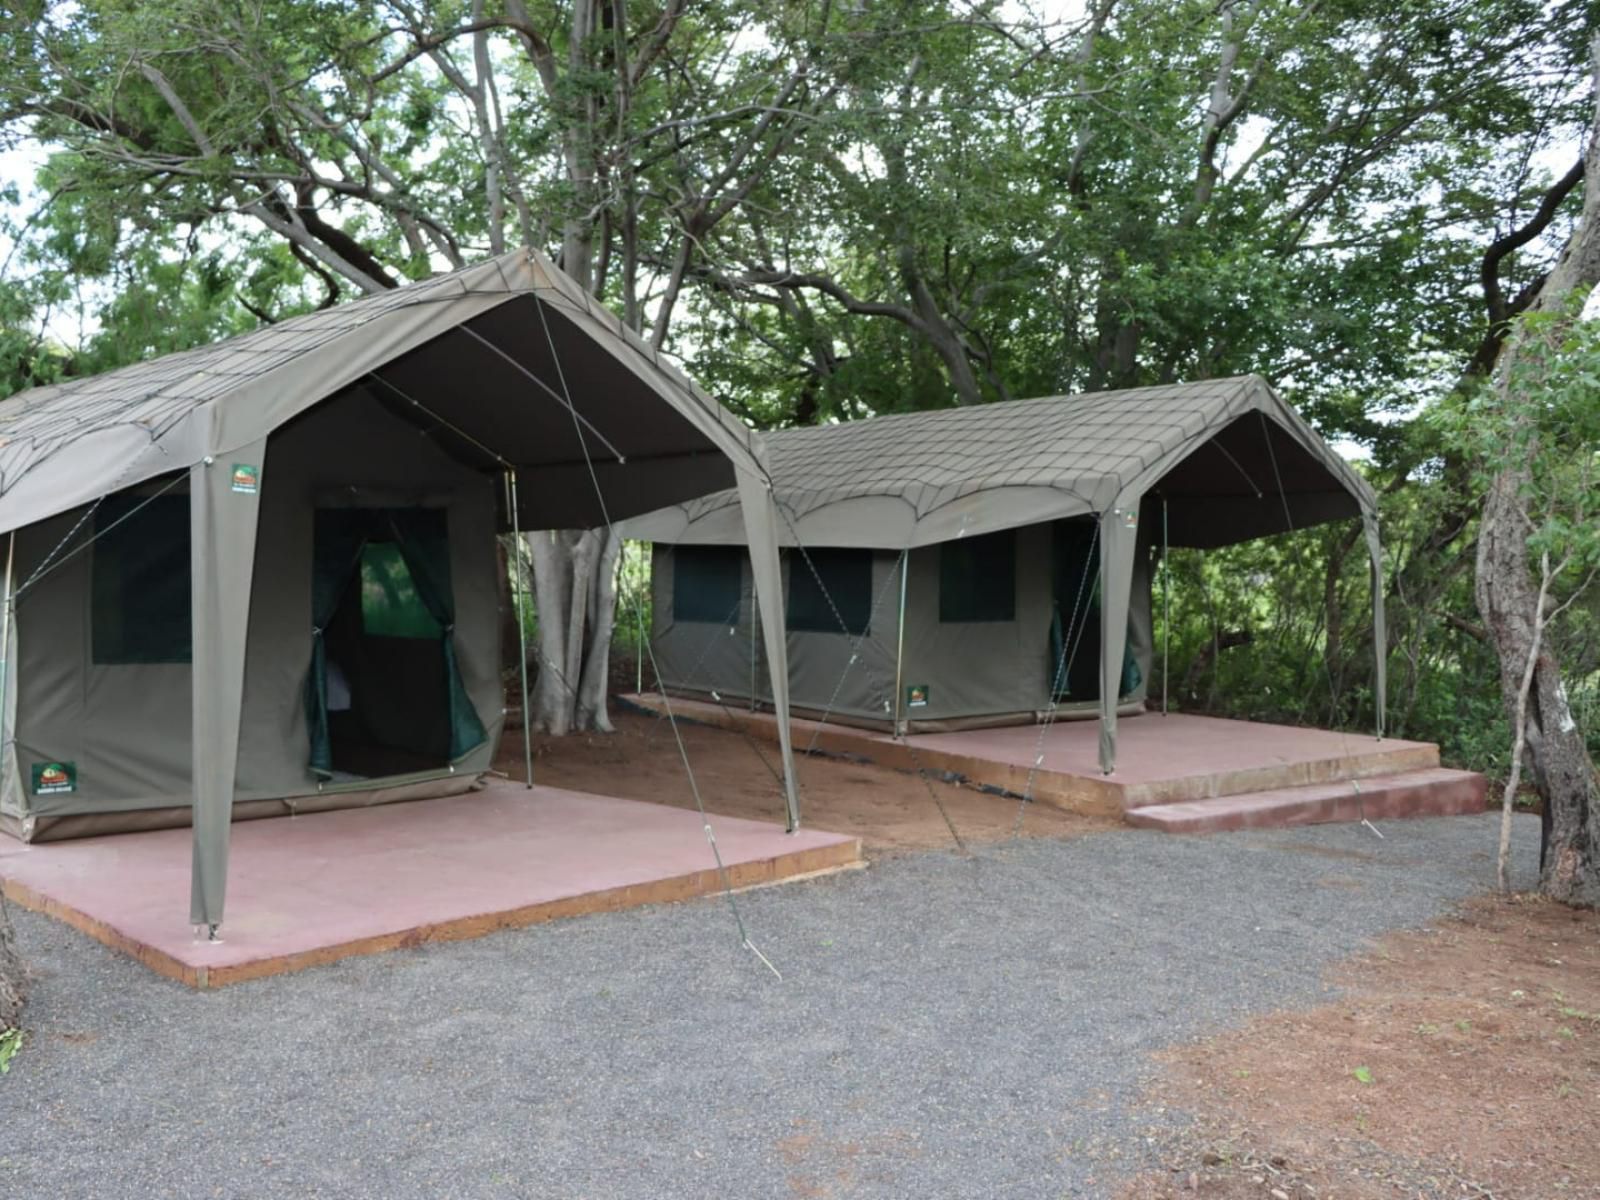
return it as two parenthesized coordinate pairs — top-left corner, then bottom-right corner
(524, 528), (622, 735)
(1474, 38), (1600, 907)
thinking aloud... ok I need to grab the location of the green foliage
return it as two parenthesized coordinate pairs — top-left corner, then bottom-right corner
(0, 1027), (21, 1075)
(1431, 304), (1600, 764)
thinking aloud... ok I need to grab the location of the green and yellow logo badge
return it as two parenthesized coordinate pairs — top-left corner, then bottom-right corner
(906, 684), (930, 709)
(31, 761), (76, 795)
(230, 463), (260, 494)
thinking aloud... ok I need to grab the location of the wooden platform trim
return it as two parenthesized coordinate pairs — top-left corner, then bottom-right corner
(1, 837), (862, 990)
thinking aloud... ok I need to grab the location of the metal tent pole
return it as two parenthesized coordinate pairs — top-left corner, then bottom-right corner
(1161, 495), (1169, 716)
(635, 542), (645, 696)
(892, 549), (909, 739)
(0, 531), (13, 792)
(1367, 514), (1387, 741)
(507, 470), (535, 788)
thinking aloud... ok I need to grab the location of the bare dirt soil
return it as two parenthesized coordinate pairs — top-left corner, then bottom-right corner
(494, 709), (1113, 853)
(1122, 894), (1600, 1199)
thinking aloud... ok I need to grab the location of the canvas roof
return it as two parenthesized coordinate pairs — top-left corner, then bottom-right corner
(622, 375), (1375, 550)
(0, 248), (769, 533)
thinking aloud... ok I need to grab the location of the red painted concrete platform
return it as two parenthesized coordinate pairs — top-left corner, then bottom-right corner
(0, 782), (860, 988)
(624, 695), (1446, 815)
(1124, 767), (1488, 833)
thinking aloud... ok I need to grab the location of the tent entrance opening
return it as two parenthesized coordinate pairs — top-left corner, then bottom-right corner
(1049, 517), (1141, 704)
(312, 507), (484, 780)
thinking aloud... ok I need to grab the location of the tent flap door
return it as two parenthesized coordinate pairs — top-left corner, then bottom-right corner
(307, 506), (487, 780)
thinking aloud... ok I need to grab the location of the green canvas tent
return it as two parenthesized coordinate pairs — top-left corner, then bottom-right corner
(0, 249), (801, 934)
(623, 376), (1385, 770)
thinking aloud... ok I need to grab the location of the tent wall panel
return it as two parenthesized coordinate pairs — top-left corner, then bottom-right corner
(649, 525), (1156, 732)
(10, 505), (196, 817)
(899, 525), (1051, 725)
(651, 546), (901, 726)
(780, 550), (900, 724)
(649, 541), (763, 707)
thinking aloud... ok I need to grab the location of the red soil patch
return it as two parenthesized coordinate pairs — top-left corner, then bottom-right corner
(1123, 894), (1600, 1198)
(495, 710), (1112, 854)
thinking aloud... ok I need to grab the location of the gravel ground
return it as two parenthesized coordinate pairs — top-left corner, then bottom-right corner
(2, 811), (1540, 1199)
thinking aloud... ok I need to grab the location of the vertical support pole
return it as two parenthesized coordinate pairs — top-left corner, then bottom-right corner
(1161, 495), (1169, 716)
(892, 548), (909, 739)
(749, 575), (758, 711)
(0, 531), (14, 803)
(507, 470), (535, 788)
(1363, 510), (1387, 740)
(191, 441), (267, 936)
(635, 543), (645, 695)
(735, 470), (801, 832)
(1098, 504), (1139, 776)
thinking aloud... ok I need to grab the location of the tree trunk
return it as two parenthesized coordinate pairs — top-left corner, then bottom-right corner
(1474, 38), (1600, 907)
(575, 530), (624, 731)
(0, 892), (25, 1032)
(1478, 472), (1600, 904)
(525, 528), (621, 735)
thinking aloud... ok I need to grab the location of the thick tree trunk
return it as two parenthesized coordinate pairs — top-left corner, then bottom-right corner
(0, 893), (25, 1031)
(525, 528), (620, 735)
(1474, 39), (1600, 906)
(1477, 475), (1600, 905)
(575, 530), (623, 731)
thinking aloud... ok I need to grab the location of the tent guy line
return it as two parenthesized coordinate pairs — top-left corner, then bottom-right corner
(528, 283), (782, 978)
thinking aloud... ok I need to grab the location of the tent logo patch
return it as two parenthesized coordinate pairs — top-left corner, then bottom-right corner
(906, 684), (930, 709)
(31, 761), (76, 795)
(230, 464), (260, 494)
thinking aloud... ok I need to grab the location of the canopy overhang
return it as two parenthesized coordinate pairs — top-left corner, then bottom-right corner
(621, 376), (1375, 550)
(0, 251), (765, 535)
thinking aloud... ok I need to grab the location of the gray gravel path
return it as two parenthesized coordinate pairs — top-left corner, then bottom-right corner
(2, 811), (1540, 1199)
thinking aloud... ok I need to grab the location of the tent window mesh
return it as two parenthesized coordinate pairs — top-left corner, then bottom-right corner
(673, 545), (744, 624)
(360, 543), (444, 639)
(788, 549), (873, 636)
(91, 492), (192, 664)
(940, 530), (1016, 623)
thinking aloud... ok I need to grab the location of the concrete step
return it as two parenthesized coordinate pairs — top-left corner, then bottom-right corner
(1123, 767), (1488, 834)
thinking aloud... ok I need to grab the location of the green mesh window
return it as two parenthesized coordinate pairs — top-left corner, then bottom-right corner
(672, 545), (744, 624)
(360, 542), (444, 639)
(939, 530), (1016, 623)
(788, 549), (873, 636)
(92, 493), (192, 664)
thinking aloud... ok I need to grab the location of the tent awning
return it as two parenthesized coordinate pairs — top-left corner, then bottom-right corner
(0, 249), (770, 533)
(620, 375), (1374, 550)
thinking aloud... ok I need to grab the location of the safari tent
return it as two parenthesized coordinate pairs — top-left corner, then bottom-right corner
(0, 249), (803, 934)
(624, 376), (1386, 773)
